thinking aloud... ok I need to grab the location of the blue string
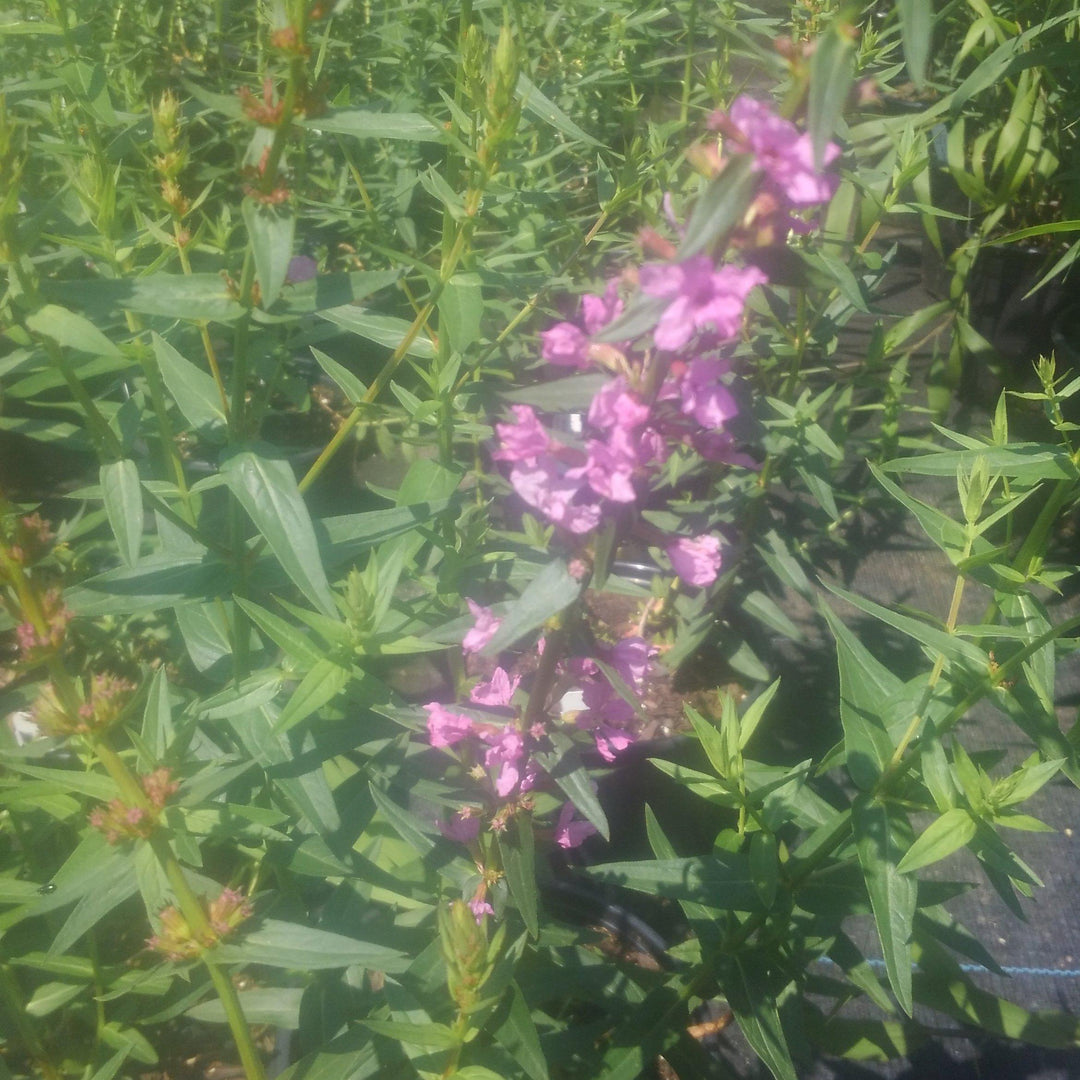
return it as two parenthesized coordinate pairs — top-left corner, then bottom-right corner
(825, 957), (1080, 979)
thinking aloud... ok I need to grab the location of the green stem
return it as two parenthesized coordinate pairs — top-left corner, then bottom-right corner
(0, 965), (60, 1080)
(680, 0), (699, 126)
(93, 743), (266, 1080)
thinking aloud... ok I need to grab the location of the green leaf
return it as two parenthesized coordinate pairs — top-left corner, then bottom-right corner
(86, 1050), (130, 1080)
(395, 459), (462, 505)
(585, 853), (759, 910)
(49, 850), (139, 956)
(232, 597), (323, 667)
(852, 795), (916, 1015)
(493, 981), (549, 1080)
(820, 603), (911, 789)
(275, 658), (350, 733)
(750, 832), (779, 909)
(303, 109), (443, 142)
(869, 464), (969, 563)
(501, 374), (612, 411)
(438, 273), (483, 356)
(221, 448), (337, 616)
(310, 347), (367, 404)
(262, 269), (400, 319)
(99, 460), (144, 568)
(805, 1011), (923, 1061)
(516, 72), (599, 146)
(368, 782), (436, 855)
(740, 678), (781, 749)
(897, 0), (933, 87)
(482, 559), (582, 655)
(823, 581), (987, 669)
(51, 275), (245, 323)
(362, 1019), (457, 1049)
(318, 305), (434, 358)
(25, 304), (122, 358)
(26, 981), (85, 1017)
(913, 939), (1080, 1048)
(242, 201), (295, 309)
(215, 918), (408, 972)
(141, 667), (174, 761)
(66, 554), (229, 617)
(533, 731), (609, 840)
(2, 762), (116, 800)
(196, 672), (284, 720)
(679, 155), (760, 259)
(99, 1024), (157, 1066)
(151, 333), (227, 441)
(882, 445), (1077, 483)
(273, 1030), (389, 1080)
(498, 816), (538, 938)
(187, 988), (303, 1028)
(897, 807), (977, 873)
(717, 954), (796, 1080)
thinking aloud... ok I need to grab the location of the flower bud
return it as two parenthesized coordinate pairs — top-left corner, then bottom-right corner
(152, 91), (182, 154)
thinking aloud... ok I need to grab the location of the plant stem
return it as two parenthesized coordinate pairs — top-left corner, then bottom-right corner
(91, 741), (266, 1080)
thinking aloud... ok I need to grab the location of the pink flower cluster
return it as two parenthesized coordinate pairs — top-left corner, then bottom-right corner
(563, 635), (656, 762)
(427, 607), (659, 849)
(716, 96), (841, 210)
(490, 96), (837, 585)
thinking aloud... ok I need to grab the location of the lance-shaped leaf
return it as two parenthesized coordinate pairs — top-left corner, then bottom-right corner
(100, 460), (143, 567)
(152, 333), (227, 442)
(716, 953), (797, 1080)
(853, 794), (916, 1015)
(221, 448), (337, 616)
(26, 304), (122, 358)
(808, 17), (855, 169)
(242, 200), (295, 309)
(897, 0), (933, 87)
(215, 918), (409, 972)
(897, 807), (978, 873)
(481, 559), (582, 655)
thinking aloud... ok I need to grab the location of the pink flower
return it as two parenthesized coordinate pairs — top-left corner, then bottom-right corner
(425, 702), (475, 748)
(471, 667), (520, 707)
(727, 96), (840, 206)
(555, 801), (598, 849)
(508, 459), (602, 533)
(493, 405), (553, 462)
(639, 257), (766, 353)
(541, 322), (590, 368)
(667, 535), (722, 587)
(583, 438), (638, 503)
(587, 379), (651, 431)
(680, 359), (738, 429)
(608, 637), (654, 693)
(483, 728), (526, 797)
(582, 280), (624, 335)
(468, 897), (494, 922)
(462, 599), (502, 654)
(594, 723), (636, 762)
(438, 809), (482, 843)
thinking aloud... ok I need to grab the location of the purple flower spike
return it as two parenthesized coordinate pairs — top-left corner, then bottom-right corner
(640, 257), (766, 353)
(728, 96), (840, 207)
